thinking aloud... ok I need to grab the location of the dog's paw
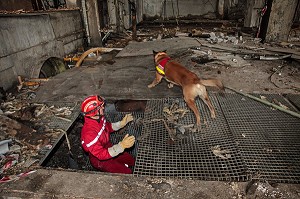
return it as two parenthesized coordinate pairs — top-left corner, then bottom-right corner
(148, 84), (154, 88)
(168, 83), (174, 88)
(190, 123), (201, 132)
(211, 113), (216, 119)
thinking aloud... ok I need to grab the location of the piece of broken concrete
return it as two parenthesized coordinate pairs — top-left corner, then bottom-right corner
(0, 139), (12, 155)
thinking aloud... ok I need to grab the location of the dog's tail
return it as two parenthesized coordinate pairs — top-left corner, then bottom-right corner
(199, 79), (224, 91)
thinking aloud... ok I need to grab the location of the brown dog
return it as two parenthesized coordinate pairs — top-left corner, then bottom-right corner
(148, 50), (224, 127)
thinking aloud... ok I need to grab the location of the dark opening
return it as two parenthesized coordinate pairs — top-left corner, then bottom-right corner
(115, 100), (147, 112)
(39, 57), (67, 78)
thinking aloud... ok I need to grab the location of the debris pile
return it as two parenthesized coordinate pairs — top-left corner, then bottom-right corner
(206, 31), (243, 45)
(211, 145), (231, 159)
(0, 92), (76, 183)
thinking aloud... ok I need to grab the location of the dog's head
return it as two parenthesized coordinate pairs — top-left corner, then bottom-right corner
(153, 50), (168, 64)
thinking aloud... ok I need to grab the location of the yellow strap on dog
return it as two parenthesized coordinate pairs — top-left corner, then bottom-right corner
(156, 65), (165, 75)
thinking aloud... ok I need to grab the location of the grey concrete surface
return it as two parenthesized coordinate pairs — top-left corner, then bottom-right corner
(1, 169), (300, 199)
(116, 38), (201, 57)
(32, 37), (300, 105)
(33, 38), (202, 103)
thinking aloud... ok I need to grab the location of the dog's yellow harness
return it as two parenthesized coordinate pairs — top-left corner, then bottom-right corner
(156, 57), (171, 76)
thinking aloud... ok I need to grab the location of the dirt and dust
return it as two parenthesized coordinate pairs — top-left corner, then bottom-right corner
(194, 55), (300, 94)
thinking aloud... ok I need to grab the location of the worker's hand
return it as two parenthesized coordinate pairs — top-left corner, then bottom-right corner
(119, 134), (135, 149)
(120, 114), (133, 128)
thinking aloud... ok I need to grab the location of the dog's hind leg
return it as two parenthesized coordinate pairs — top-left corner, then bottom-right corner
(198, 87), (216, 119)
(183, 85), (201, 126)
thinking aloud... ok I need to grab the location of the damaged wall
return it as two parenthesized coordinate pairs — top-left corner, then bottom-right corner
(65, 0), (81, 8)
(86, 0), (102, 46)
(0, 0), (33, 11)
(139, 0), (246, 21)
(265, 0), (298, 42)
(244, 0), (264, 27)
(0, 10), (84, 90)
(142, 0), (218, 19)
(104, 0), (248, 35)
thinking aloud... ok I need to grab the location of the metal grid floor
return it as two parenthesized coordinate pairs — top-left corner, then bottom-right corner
(107, 111), (144, 158)
(105, 94), (300, 183)
(286, 94), (300, 112)
(218, 93), (300, 183)
(46, 102), (81, 130)
(133, 96), (248, 181)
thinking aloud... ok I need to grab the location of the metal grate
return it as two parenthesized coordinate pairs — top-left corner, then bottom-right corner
(133, 96), (248, 181)
(252, 93), (299, 112)
(39, 102), (81, 165)
(48, 95), (299, 183)
(106, 110), (144, 159)
(286, 94), (300, 112)
(218, 93), (300, 183)
(46, 102), (81, 130)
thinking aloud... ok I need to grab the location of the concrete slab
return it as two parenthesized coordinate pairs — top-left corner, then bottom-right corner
(100, 56), (183, 100)
(116, 37), (201, 57)
(1, 169), (300, 199)
(33, 65), (107, 103)
(33, 38), (201, 103)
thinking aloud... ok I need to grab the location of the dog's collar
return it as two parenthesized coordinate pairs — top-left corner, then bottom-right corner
(156, 57), (171, 75)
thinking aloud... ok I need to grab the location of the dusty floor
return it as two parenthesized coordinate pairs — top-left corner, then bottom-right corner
(1, 23), (300, 198)
(1, 169), (300, 199)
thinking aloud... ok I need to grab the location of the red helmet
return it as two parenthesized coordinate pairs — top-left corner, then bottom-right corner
(81, 95), (105, 117)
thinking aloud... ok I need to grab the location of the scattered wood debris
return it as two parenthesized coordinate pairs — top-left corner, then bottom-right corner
(211, 145), (231, 159)
(17, 76), (49, 92)
(0, 91), (77, 182)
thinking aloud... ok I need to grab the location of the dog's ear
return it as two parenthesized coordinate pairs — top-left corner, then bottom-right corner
(153, 50), (158, 55)
(163, 49), (167, 53)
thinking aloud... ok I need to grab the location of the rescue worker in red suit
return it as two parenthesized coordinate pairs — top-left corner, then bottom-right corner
(81, 95), (135, 174)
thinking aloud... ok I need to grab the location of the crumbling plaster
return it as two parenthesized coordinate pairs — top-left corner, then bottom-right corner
(140, 0), (218, 19)
(266, 0), (298, 42)
(0, 10), (84, 90)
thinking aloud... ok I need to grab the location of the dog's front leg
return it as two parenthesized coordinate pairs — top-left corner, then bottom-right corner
(148, 72), (163, 88)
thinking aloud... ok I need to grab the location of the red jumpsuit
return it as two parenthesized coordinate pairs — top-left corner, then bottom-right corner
(81, 116), (135, 174)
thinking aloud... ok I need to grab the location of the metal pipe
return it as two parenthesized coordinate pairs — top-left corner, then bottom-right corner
(226, 87), (300, 119)
(102, 30), (112, 43)
(259, 54), (291, 60)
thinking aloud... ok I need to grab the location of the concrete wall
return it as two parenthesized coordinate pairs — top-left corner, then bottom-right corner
(86, 0), (102, 46)
(110, 0), (221, 32)
(66, 0), (81, 8)
(142, 0), (218, 19)
(266, 0), (298, 42)
(244, 0), (264, 27)
(0, 10), (84, 90)
(0, 0), (33, 11)
(115, 0), (246, 31)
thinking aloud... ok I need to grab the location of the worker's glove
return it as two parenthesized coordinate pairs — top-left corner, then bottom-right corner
(120, 114), (133, 128)
(119, 134), (135, 149)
